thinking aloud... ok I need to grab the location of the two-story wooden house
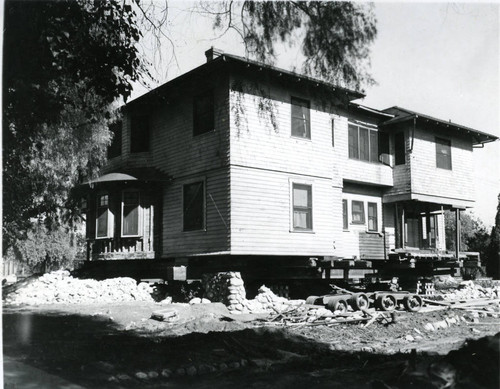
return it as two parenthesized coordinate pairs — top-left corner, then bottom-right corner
(79, 48), (497, 280)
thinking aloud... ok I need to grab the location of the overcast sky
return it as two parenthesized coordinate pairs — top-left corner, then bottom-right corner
(131, 2), (500, 227)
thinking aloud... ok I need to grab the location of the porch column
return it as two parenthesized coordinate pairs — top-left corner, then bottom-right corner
(455, 208), (461, 260)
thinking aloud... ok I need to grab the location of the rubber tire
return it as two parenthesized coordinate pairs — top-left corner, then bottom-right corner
(403, 294), (423, 312)
(376, 294), (397, 311)
(348, 293), (370, 311)
(326, 298), (348, 314)
(306, 295), (319, 305)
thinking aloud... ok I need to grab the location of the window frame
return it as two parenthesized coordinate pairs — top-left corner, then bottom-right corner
(182, 180), (206, 232)
(331, 118), (335, 147)
(435, 137), (452, 170)
(291, 96), (311, 140)
(193, 90), (215, 137)
(121, 190), (142, 237)
(290, 182), (313, 232)
(342, 199), (348, 230)
(348, 123), (379, 163)
(130, 115), (150, 153)
(351, 200), (365, 225)
(96, 193), (113, 239)
(367, 202), (378, 232)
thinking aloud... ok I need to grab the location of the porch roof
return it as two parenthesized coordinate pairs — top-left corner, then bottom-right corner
(80, 167), (171, 187)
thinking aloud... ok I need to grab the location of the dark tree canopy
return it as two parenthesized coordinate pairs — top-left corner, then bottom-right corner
(486, 194), (500, 278)
(210, 1), (377, 92)
(3, 0), (144, 250)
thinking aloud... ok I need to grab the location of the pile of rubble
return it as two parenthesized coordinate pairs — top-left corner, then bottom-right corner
(439, 280), (500, 300)
(201, 272), (303, 314)
(4, 270), (154, 305)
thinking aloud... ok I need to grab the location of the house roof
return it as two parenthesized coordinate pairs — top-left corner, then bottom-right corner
(381, 106), (498, 145)
(126, 48), (364, 110)
(80, 168), (171, 187)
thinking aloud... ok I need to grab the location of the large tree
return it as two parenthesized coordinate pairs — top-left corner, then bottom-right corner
(3, 0), (144, 250)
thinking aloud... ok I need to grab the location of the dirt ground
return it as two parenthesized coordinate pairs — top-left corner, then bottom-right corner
(3, 301), (500, 388)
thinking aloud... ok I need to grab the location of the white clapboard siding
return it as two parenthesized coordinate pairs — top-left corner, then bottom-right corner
(410, 128), (474, 203)
(230, 165), (341, 256)
(163, 168), (230, 256)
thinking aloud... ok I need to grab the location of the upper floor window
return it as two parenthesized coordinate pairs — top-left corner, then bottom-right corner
(193, 90), (214, 136)
(122, 191), (140, 236)
(436, 137), (452, 170)
(130, 115), (150, 153)
(394, 132), (405, 165)
(183, 181), (205, 231)
(107, 120), (122, 159)
(291, 97), (310, 139)
(348, 124), (378, 162)
(292, 183), (312, 230)
(368, 202), (378, 231)
(351, 200), (365, 224)
(96, 194), (112, 238)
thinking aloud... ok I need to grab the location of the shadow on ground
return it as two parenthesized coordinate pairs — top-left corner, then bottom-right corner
(3, 309), (499, 389)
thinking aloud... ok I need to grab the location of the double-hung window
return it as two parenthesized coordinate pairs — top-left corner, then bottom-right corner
(130, 115), (150, 153)
(183, 181), (205, 231)
(435, 137), (452, 170)
(291, 97), (310, 139)
(193, 91), (214, 136)
(367, 202), (378, 231)
(351, 200), (365, 224)
(96, 194), (112, 238)
(348, 124), (378, 162)
(122, 191), (140, 236)
(292, 184), (312, 230)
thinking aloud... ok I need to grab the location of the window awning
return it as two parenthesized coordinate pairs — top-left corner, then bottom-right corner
(80, 168), (171, 187)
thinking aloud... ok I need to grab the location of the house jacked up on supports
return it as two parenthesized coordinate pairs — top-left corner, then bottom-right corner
(77, 48), (498, 286)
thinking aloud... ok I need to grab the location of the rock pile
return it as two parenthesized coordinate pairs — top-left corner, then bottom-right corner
(4, 270), (154, 305)
(201, 272), (303, 314)
(439, 280), (500, 300)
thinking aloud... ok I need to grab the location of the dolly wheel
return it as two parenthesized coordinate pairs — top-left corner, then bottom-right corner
(403, 295), (423, 312)
(349, 293), (370, 311)
(306, 295), (319, 305)
(377, 294), (397, 311)
(327, 299), (348, 314)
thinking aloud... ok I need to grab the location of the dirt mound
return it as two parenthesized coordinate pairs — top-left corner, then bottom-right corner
(3, 270), (154, 305)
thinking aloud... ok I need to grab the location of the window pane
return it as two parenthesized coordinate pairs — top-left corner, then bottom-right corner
(368, 203), (377, 231)
(293, 186), (310, 207)
(193, 91), (214, 136)
(130, 115), (150, 153)
(359, 127), (369, 161)
(183, 182), (204, 231)
(436, 137), (452, 170)
(348, 124), (359, 159)
(331, 119), (335, 147)
(352, 201), (365, 224)
(379, 132), (389, 155)
(123, 192), (140, 236)
(291, 97), (310, 139)
(293, 184), (312, 230)
(395, 132), (405, 165)
(96, 208), (108, 237)
(370, 130), (378, 163)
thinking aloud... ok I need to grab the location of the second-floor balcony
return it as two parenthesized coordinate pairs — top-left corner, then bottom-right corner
(343, 157), (393, 187)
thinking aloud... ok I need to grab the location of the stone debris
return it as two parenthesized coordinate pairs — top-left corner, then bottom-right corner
(202, 272), (304, 314)
(4, 270), (154, 305)
(439, 280), (500, 300)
